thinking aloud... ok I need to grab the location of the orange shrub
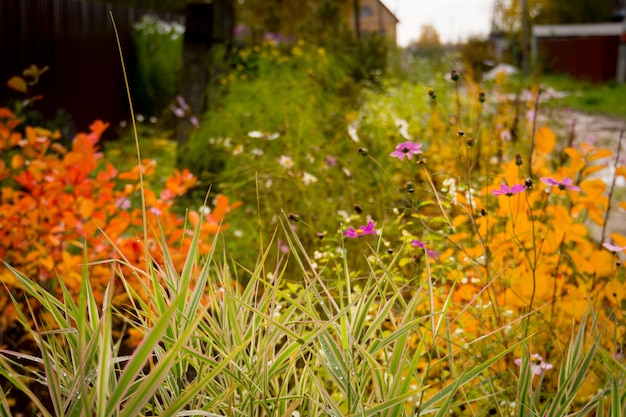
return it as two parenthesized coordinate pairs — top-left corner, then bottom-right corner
(0, 108), (240, 335)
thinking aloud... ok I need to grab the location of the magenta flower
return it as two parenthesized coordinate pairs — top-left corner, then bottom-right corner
(344, 220), (377, 238)
(541, 177), (580, 191)
(390, 141), (423, 160)
(491, 183), (526, 196)
(514, 353), (553, 376)
(602, 242), (626, 253)
(411, 240), (440, 259)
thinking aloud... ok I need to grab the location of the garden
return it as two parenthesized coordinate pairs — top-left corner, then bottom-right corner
(1, 13), (625, 417)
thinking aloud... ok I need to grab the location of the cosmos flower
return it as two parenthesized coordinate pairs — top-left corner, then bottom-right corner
(344, 220), (376, 238)
(602, 242), (626, 253)
(514, 354), (553, 376)
(390, 141), (423, 160)
(491, 183), (526, 196)
(411, 240), (440, 259)
(541, 177), (580, 191)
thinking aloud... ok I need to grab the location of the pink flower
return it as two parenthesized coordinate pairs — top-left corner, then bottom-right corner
(344, 220), (377, 238)
(541, 177), (580, 191)
(602, 242), (626, 253)
(492, 183), (526, 196)
(514, 353), (553, 376)
(411, 240), (439, 259)
(390, 141), (423, 160)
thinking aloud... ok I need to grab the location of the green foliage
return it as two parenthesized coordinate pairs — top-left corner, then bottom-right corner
(536, 74), (626, 120)
(131, 14), (184, 116)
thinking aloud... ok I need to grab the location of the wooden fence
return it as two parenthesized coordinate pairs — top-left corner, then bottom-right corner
(0, 0), (182, 138)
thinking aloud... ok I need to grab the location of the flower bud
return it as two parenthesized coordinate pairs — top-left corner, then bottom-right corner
(358, 148), (368, 156)
(466, 138), (475, 147)
(288, 213), (300, 222)
(428, 88), (436, 99)
(515, 154), (523, 166)
(478, 92), (485, 103)
(451, 70), (459, 81)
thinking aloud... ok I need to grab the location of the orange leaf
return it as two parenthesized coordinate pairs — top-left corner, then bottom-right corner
(0, 108), (15, 119)
(80, 199), (95, 219)
(534, 126), (556, 154)
(7, 76), (27, 93)
(11, 154), (25, 169)
(188, 211), (200, 228)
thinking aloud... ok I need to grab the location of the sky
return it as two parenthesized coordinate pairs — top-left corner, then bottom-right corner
(387, 0), (495, 46)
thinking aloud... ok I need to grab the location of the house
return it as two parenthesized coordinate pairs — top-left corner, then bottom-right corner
(531, 23), (623, 83)
(349, 0), (399, 44)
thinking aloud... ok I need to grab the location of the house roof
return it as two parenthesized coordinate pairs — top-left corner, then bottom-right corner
(533, 23), (621, 37)
(375, 0), (399, 23)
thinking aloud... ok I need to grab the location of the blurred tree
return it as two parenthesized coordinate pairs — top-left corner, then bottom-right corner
(416, 24), (441, 46)
(236, 0), (353, 44)
(408, 24), (444, 59)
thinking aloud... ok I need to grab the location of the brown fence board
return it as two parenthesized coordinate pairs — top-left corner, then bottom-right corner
(0, 0), (182, 139)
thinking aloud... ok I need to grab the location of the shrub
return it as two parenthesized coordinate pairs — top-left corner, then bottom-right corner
(0, 107), (239, 344)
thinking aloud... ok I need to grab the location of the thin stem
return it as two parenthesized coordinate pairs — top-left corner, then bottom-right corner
(600, 129), (624, 247)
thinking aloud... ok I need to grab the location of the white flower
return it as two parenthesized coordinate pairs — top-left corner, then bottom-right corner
(394, 118), (411, 140)
(248, 130), (280, 140)
(277, 155), (294, 169)
(250, 148), (264, 156)
(302, 172), (317, 186)
(199, 205), (211, 215)
(233, 144), (244, 155)
(348, 121), (360, 142)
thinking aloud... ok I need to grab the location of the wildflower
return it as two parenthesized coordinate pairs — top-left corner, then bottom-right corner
(492, 183), (526, 196)
(541, 177), (580, 191)
(233, 144), (244, 155)
(602, 242), (626, 253)
(390, 141), (423, 160)
(514, 353), (553, 376)
(302, 172), (318, 185)
(248, 131), (280, 140)
(348, 121), (360, 142)
(325, 155), (337, 167)
(190, 116), (199, 128)
(411, 240), (439, 259)
(344, 220), (376, 238)
(277, 155), (294, 169)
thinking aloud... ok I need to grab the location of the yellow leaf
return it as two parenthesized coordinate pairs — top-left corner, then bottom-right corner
(588, 148), (613, 161)
(7, 76), (27, 93)
(580, 179), (606, 196)
(610, 233), (626, 247)
(604, 280), (624, 306)
(535, 126), (556, 154)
